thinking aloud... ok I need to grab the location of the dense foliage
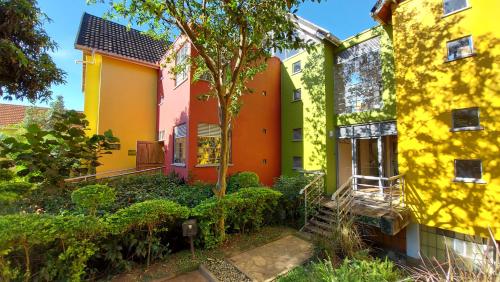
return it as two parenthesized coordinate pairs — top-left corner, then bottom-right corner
(273, 175), (309, 227)
(227, 171), (261, 194)
(71, 184), (116, 216)
(0, 0), (66, 102)
(192, 187), (282, 248)
(0, 110), (119, 185)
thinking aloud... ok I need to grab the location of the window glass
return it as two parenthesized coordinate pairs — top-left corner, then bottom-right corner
(293, 128), (303, 141)
(452, 107), (480, 129)
(455, 159), (482, 180)
(292, 61), (301, 74)
(173, 124), (187, 164)
(175, 44), (189, 86)
(444, 0), (468, 15)
(447, 36), (473, 61)
(292, 156), (303, 170)
(293, 88), (301, 101)
(197, 123), (231, 165)
(158, 130), (165, 141)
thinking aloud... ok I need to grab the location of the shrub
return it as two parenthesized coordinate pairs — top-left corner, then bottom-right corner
(273, 175), (309, 226)
(0, 169), (14, 181)
(316, 218), (366, 260)
(192, 187), (282, 248)
(227, 171), (260, 194)
(0, 182), (33, 213)
(106, 200), (190, 266)
(71, 184), (116, 216)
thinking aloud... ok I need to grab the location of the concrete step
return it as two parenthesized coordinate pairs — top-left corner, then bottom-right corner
(309, 218), (333, 231)
(304, 224), (331, 237)
(318, 208), (335, 217)
(314, 213), (335, 223)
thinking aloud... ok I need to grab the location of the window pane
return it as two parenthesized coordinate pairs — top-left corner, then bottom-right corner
(444, 0), (468, 15)
(447, 37), (473, 61)
(293, 128), (303, 141)
(292, 61), (301, 73)
(455, 160), (482, 179)
(173, 124), (187, 164)
(293, 89), (301, 101)
(197, 123), (229, 165)
(175, 44), (189, 85)
(293, 156), (303, 170)
(452, 108), (479, 128)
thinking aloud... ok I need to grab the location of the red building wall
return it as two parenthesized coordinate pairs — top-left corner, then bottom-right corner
(158, 38), (281, 186)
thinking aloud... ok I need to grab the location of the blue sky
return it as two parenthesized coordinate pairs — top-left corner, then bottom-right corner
(8, 0), (378, 110)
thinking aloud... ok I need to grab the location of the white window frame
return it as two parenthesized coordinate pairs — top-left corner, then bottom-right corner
(175, 44), (189, 87)
(443, 0), (469, 16)
(292, 61), (302, 74)
(446, 36), (474, 62)
(450, 107), (483, 132)
(453, 159), (485, 184)
(292, 88), (302, 102)
(158, 130), (165, 141)
(173, 124), (187, 165)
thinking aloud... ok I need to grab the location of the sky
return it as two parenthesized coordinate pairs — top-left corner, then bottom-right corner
(7, 0), (378, 111)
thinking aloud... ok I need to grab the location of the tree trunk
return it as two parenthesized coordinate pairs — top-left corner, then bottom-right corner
(23, 242), (30, 282)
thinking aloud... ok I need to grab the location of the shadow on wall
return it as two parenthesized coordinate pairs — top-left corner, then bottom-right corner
(301, 46), (327, 171)
(163, 110), (189, 180)
(395, 2), (499, 237)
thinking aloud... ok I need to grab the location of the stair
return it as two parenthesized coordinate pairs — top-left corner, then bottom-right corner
(301, 205), (337, 238)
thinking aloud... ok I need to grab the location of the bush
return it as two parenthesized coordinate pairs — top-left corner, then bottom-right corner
(0, 169), (14, 181)
(106, 200), (190, 266)
(227, 171), (260, 194)
(0, 182), (33, 213)
(71, 184), (116, 216)
(273, 175), (309, 226)
(316, 218), (366, 260)
(192, 187), (282, 248)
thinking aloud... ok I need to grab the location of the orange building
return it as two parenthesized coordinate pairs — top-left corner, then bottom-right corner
(158, 37), (281, 185)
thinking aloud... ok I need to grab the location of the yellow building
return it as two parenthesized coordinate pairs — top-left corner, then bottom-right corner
(374, 0), (499, 261)
(75, 13), (166, 173)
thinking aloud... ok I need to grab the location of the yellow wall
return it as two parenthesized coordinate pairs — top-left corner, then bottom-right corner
(84, 53), (158, 173)
(83, 53), (102, 136)
(393, 0), (500, 239)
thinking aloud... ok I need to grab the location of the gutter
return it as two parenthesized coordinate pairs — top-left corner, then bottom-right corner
(75, 44), (161, 69)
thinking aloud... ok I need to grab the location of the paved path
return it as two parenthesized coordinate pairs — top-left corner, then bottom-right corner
(228, 235), (314, 282)
(164, 270), (207, 282)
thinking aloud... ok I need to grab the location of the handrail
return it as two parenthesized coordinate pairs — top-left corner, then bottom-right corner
(299, 171), (326, 231)
(299, 172), (325, 195)
(65, 166), (165, 183)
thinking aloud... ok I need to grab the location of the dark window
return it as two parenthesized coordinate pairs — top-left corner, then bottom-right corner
(455, 160), (482, 180)
(292, 128), (303, 141)
(452, 107), (480, 130)
(444, 0), (468, 15)
(447, 36), (473, 61)
(292, 156), (303, 170)
(293, 89), (301, 101)
(292, 61), (301, 74)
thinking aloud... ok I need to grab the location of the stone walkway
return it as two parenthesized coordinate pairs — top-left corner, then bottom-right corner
(228, 235), (314, 282)
(164, 270), (207, 282)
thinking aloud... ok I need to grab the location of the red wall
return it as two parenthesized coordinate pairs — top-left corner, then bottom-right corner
(158, 39), (281, 186)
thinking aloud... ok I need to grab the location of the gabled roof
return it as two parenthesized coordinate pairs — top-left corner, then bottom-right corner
(371, 0), (403, 24)
(0, 104), (48, 127)
(75, 13), (168, 66)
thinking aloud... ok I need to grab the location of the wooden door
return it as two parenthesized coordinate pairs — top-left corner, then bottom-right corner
(136, 141), (165, 170)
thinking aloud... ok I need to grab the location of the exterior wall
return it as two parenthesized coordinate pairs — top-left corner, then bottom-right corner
(281, 43), (336, 191)
(393, 0), (500, 239)
(334, 25), (396, 126)
(96, 55), (158, 173)
(188, 58), (281, 186)
(83, 52), (102, 136)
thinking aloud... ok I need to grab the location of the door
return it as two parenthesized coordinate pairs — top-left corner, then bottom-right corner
(136, 141), (165, 170)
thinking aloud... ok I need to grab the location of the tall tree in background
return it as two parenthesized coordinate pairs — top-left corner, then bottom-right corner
(0, 0), (66, 102)
(93, 0), (316, 239)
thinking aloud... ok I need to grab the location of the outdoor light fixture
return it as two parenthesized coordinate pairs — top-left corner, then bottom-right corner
(182, 219), (198, 258)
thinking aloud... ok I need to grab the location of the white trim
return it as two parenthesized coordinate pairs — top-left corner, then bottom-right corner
(446, 35), (474, 62)
(443, 0), (470, 17)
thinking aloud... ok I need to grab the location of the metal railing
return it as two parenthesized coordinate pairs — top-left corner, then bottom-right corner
(299, 171), (326, 229)
(350, 174), (406, 210)
(65, 166), (165, 184)
(330, 176), (354, 223)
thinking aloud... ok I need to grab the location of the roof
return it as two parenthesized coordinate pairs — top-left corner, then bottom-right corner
(290, 15), (341, 45)
(0, 104), (48, 127)
(371, 0), (403, 24)
(75, 13), (168, 66)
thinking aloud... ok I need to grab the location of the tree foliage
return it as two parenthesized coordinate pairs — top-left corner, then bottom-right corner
(0, 110), (120, 185)
(0, 0), (66, 102)
(71, 184), (116, 216)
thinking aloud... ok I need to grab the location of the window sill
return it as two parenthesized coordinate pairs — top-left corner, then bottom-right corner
(442, 6), (471, 18)
(445, 53), (476, 63)
(450, 126), (484, 132)
(292, 139), (303, 142)
(291, 71), (302, 75)
(291, 99), (302, 103)
(171, 163), (186, 167)
(452, 178), (486, 184)
(195, 164), (234, 168)
(173, 78), (188, 90)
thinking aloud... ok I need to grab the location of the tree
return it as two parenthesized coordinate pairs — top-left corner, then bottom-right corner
(93, 0), (316, 239)
(0, 0), (66, 102)
(0, 110), (120, 186)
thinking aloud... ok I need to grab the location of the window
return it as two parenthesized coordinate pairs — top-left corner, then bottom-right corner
(173, 124), (187, 164)
(292, 156), (303, 170)
(158, 130), (165, 141)
(275, 48), (301, 61)
(447, 36), (474, 61)
(175, 44), (189, 86)
(454, 159), (484, 183)
(451, 107), (481, 131)
(292, 61), (301, 74)
(443, 0), (468, 15)
(293, 88), (301, 101)
(292, 128), (303, 141)
(197, 123), (230, 165)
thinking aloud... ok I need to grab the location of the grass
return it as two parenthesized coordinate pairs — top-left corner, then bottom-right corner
(110, 226), (297, 281)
